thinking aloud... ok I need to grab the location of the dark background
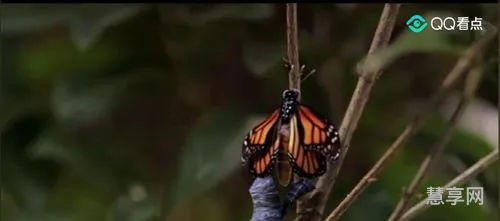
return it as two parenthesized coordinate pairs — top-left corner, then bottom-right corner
(1, 4), (498, 221)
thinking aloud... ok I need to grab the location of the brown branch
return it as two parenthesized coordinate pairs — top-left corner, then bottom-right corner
(286, 3), (301, 91)
(388, 64), (484, 221)
(294, 4), (401, 221)
(400, 149), (499, 221)
(323, 22), (497, 221)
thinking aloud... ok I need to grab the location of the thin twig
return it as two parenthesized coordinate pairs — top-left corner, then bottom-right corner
(401, 150), (499, 221)
(294, 4), (401, 221)
(324, 24), (497, 221)
(388, 64), (484, 221)
(295, 10), (334, 216)
(286, 3), (301, 91)
(283, 3), (310, 217)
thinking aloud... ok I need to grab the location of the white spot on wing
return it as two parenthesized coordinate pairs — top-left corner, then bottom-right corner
(331, 136), (337, 143)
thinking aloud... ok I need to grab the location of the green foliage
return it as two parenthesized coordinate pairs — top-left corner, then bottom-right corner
(166, 108), (263, 213)
(360, 25), (465, 75)
(243, 42), (285, 76)
(1, 4), (148, 50)
(107, 189), (159, 221)
(176, 4), (273, 26)
(29, 127), (120, 191)
(1, 4), (497, 221)
(341, 185), (393, 221)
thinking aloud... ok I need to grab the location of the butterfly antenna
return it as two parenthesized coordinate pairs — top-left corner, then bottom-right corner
(301, 69), (316, 82)
(283, 57), (316, 84)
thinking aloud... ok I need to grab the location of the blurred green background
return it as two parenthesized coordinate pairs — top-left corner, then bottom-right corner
(1, 4), (498, 221)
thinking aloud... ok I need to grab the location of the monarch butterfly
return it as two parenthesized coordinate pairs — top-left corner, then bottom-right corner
(241, 89), (341, 186)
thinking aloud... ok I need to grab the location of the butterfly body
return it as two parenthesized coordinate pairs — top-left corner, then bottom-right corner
(275, 89), (300, 186)
(242, 89), (341, 186)
(276, 144), (293, 186)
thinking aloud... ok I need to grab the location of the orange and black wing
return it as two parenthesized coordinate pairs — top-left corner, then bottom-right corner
(286, 104), (341, 178)
(241, 109), (281, 177)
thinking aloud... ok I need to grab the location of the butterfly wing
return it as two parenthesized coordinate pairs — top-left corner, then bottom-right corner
(242, 109), (281, 177)
(286, 104), (341, 178)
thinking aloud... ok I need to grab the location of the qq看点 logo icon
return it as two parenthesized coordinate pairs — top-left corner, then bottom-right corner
(407, 14), (428, 33)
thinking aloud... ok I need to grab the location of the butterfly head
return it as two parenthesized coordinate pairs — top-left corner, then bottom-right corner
(282, 89), (301, 102)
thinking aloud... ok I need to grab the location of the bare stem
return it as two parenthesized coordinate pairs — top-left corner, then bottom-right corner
(388, 65), (483, 221)
(323, 22), (496, 221)
(286, 3), (301, 91)
(401, 150), (499, 221)
(294, 4), (401, 221)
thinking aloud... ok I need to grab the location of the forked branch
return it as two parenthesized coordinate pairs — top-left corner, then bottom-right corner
(294, 4), (401, 221)
(324, 20), (497, 221)
(401, 150), (499, 221)
(286, 3), (301, 91)
(388, 64), (485, 221)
